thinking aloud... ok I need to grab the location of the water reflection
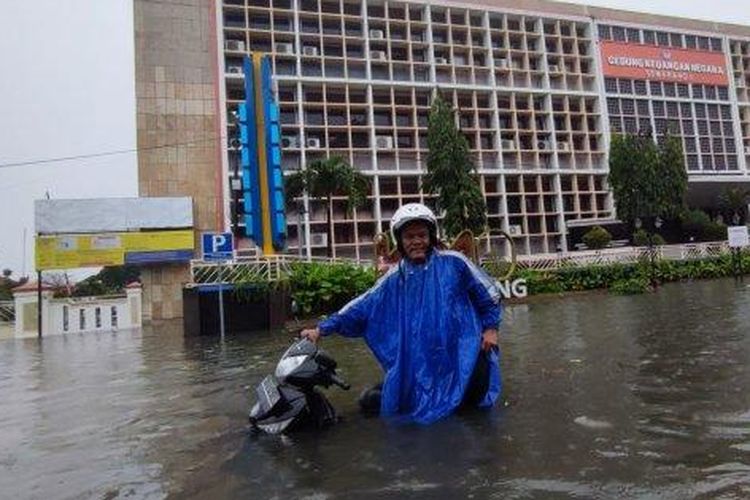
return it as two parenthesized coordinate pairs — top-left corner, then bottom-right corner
(0, 279), (749, 499)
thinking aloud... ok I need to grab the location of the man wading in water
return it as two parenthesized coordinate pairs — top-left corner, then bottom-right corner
(301, 203), (502, 424)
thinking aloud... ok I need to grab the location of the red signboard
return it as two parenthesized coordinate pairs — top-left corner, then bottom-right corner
(600, 40), (728, 86)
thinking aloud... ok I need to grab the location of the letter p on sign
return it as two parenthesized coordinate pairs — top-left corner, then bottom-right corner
(202, 232), (234, 261)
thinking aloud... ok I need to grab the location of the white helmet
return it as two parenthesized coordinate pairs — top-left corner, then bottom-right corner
(390, 203), (437, 238)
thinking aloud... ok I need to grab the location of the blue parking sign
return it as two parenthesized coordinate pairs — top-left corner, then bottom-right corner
(202, 232), (233, 261)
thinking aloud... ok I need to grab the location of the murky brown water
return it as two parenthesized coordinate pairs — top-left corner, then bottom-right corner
(2, 278), (750, 499)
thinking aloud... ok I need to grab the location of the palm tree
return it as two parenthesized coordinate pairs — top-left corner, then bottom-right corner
(286, 156), (369, 257)
(719, 187), (750, 225)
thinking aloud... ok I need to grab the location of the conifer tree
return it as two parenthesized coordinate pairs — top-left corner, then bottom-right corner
(423, 91), (487, 238)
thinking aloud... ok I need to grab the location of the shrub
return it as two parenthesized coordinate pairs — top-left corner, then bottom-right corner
(704, 222), (728, 242)
(582, 226), (612, 250)
(633, 229), (665, 247)
(610, 275), (650, 295)
(681, 209), (711, 240)
(680, 209), (727, 242)
(632, 229), (649, 246)
(508, 251), (750, 298)
(289, 262), (377, 316)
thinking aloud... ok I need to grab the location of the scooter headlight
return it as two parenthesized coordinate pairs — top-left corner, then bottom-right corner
(275, 355), (306, 380)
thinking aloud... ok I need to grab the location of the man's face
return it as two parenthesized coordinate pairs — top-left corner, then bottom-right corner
(400, 221), (431, 263)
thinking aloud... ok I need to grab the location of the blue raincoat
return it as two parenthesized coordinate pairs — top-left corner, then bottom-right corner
(319, 249), (502, 424)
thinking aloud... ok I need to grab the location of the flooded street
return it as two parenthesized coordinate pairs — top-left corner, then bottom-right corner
(2, 278), (750, 499)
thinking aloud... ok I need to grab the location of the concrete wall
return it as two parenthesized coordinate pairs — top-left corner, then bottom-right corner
(13, 288), (142, 338)
(133, 0), (224, 320)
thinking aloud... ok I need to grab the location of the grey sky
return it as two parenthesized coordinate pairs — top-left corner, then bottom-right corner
(0, 1), (137, 278)
(0, 1), (748, 278)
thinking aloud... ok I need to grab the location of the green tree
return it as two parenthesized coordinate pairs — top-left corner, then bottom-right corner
(286, 156), (369, 257)
(718, 186), (750, 225)
(72, 265), (141, 297)
(423, 91), (487, 238)
(608, 131), (687, 235)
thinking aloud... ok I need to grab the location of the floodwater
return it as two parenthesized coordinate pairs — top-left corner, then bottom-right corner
(2, 279), (750, 499)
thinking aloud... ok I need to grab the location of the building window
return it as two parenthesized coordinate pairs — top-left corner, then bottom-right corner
(95, 307), (102, 329)
(79, 309), (86, 330)
(111, 306), (118, 328)
(612, 26), (626, 42)
(604, 78), (618, 93)
(598, 25), (611, 41)
(63, 306), (69, 332)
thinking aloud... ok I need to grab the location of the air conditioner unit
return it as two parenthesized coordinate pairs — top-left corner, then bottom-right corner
(275, 42), (294, 54)
(501, 139), (516, 150)
(375, 135), (393, 149)
(537, 140), (551, 150)
(370, 29), (385, 39)
(497, 58), (509, 69)
(226, 65), (243, 75)
(508, 224), (523, 236)
(370, 50), (387, 61)
(225, 40), (245, 51)
(231, 178), (242, 191)
(310, 233), (328, 248)
(745, 145), (750, 155)
(557, 141), (571, 152)
(548, 64), (560, 73)
(281, 135), (299, 148)
(435, 56), (448, 64)
(302, 46), (319, 56)
(306, 137), (321, 149)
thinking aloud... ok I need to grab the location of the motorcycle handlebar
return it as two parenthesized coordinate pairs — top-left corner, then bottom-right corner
(329, 373), (350, 391)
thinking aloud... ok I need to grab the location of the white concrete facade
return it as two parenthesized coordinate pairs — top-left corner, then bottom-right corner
(218, 0), (750, 258)
(13, 285), (142, 338)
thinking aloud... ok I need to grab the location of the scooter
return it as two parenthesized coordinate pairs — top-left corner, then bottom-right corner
(248, 338), (350, 434)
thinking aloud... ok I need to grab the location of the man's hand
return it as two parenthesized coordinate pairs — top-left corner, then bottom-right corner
(300, 327), (321, 343)
(481, 328), (498, 352)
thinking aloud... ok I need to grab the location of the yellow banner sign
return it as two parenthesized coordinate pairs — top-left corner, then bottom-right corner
(36, 230), (195, 270)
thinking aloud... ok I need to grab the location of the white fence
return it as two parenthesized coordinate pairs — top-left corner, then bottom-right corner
(516, 241), (730, 271)
(0, 301), (14, 324)
(189, 254), (365, 286)
(188, 241), (735, 285)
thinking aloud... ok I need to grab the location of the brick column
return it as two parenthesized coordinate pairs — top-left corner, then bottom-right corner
(133, 0), (224, 320)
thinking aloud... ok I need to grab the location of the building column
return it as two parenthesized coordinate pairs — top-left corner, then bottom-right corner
(134, 0), (224, 320)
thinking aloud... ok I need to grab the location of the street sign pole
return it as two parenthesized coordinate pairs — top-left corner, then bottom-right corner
(727, 226), (749, 283)
(37, 270), (42, 338)
(202, 232), (234, 339)
(218, 261), (225, 340)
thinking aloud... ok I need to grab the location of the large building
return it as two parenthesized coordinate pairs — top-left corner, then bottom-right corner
(135, 0), (750, 280)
